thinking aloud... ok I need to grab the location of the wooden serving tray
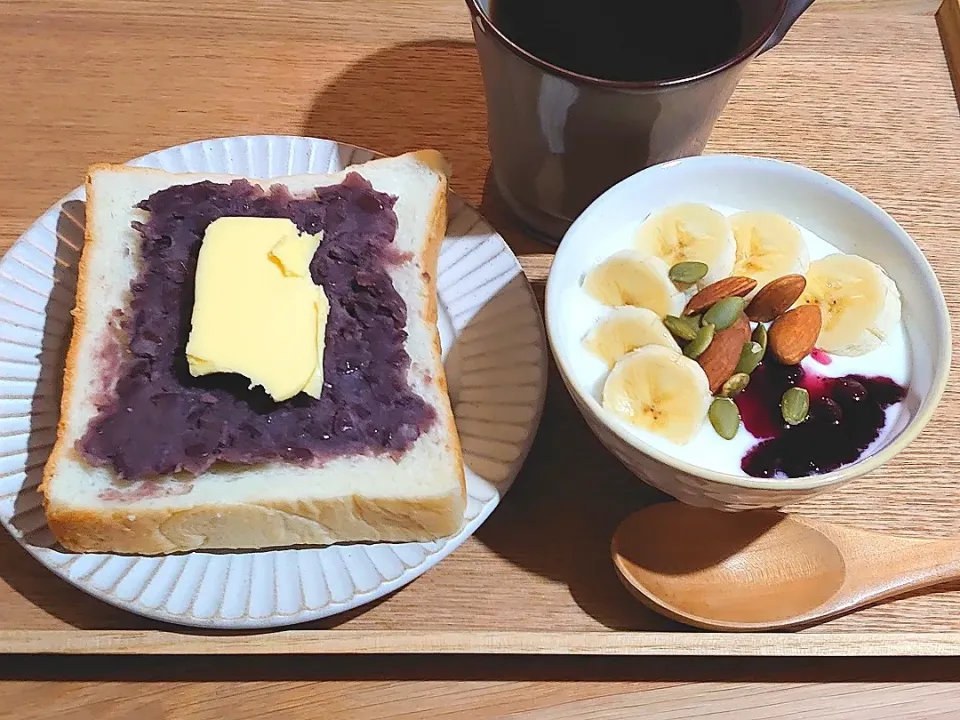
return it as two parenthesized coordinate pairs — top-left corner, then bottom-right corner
(3, 1), (960, 656)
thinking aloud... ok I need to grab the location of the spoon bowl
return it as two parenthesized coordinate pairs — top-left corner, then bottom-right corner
(612, 502), (960, 631)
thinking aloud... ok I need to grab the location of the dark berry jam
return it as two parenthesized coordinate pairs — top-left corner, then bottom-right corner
(736, 361), (907, 479)
(77, 175), (436, 481)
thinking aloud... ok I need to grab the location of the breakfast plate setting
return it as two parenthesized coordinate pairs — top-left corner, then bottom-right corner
(4, 0), (960, 662)
(0, 135), (548, 628)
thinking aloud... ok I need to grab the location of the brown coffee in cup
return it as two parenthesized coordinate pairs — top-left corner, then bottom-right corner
(466, 0), (815, 244)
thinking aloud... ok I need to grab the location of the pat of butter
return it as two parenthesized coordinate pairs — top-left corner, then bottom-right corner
(185, 217), (329, 402)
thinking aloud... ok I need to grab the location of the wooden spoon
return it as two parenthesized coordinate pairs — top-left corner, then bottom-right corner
(611, 502), (960, 631)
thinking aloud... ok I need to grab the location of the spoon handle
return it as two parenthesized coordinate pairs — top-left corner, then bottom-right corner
(826, 530), (960, 613)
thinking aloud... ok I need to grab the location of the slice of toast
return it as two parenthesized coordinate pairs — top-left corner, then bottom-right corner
(40, 150), (466, 555)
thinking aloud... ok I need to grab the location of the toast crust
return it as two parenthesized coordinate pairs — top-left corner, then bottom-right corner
(46, 492), (464, 555)
(41, 150), (466, 555)
(417, 156), (467, 503)
(39, 164), (106, 500)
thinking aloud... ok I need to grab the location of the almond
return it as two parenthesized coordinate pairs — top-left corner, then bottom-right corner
(768, 305), (822, 365)
(684, 276), (758, 316)
(746, 275), (807, 322)
(697, 313), (751, 393)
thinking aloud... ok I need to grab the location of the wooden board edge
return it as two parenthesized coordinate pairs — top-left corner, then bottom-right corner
(937, 0), (960, 106)
(4, 630), (960, 656)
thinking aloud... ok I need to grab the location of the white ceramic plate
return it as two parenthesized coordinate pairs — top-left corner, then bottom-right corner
(0, 135), (547, 628)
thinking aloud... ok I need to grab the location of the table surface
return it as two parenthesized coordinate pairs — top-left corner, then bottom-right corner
(3, 0), (960, 717)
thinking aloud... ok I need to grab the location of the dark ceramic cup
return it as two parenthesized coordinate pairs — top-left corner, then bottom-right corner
(466, 0), (816, 243)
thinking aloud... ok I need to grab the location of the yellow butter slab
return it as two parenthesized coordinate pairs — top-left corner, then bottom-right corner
(185, 216), (328, 402)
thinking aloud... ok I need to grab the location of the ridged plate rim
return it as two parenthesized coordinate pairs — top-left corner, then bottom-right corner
(0, 135), (548, 629)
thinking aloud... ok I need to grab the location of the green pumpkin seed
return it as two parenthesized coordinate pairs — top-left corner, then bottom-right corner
(669, 261), (709, 285)
(683, 323), (715, 360)
(720, 372), (751, 398)
(664, 315), (700, 342)
(709, 397), (741, 440)
(735, 341), (764, 375)
(781, 387), (810, 426)
(752, 323), (768, 357)
(702, 296), (746, 331)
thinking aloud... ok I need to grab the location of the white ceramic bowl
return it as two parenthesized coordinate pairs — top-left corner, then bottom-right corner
(545, 154), (951, 510)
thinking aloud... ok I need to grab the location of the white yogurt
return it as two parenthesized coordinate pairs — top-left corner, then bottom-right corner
(560, 204), (913, 477)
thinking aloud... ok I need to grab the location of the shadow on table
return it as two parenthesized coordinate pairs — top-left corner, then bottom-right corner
(301, 39), (486, 185)
(301, 38), (552, 256)
(472, 339), (679, 632)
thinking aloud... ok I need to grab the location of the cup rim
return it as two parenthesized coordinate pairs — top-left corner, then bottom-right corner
(463, 0), (789, 90)
(544, 153), (953, 492)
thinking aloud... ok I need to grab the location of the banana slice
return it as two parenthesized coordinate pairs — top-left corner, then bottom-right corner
(731, 211), (810, 298)
(583, 307), (681, 368)
(797, 253), (902, 356)
(602, 345), (712, 445)
(582, 250), (686, 317)
(634, 203), (736, 286)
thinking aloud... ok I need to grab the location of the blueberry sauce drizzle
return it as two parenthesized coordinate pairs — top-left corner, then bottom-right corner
(736, 360), (907, 479)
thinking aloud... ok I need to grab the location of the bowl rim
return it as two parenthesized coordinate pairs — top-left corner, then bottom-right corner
(544, 153), (952, 492)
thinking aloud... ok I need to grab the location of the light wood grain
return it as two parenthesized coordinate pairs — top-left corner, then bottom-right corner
(4, 0), (960, 648)
(7, 629), (960, 655)
(2, 678), (959, 720)
(829, 0), (941, 13)
(2, 0), (960, 716)
(3, 654), (960, 719)
(938, 0), (960, 101)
